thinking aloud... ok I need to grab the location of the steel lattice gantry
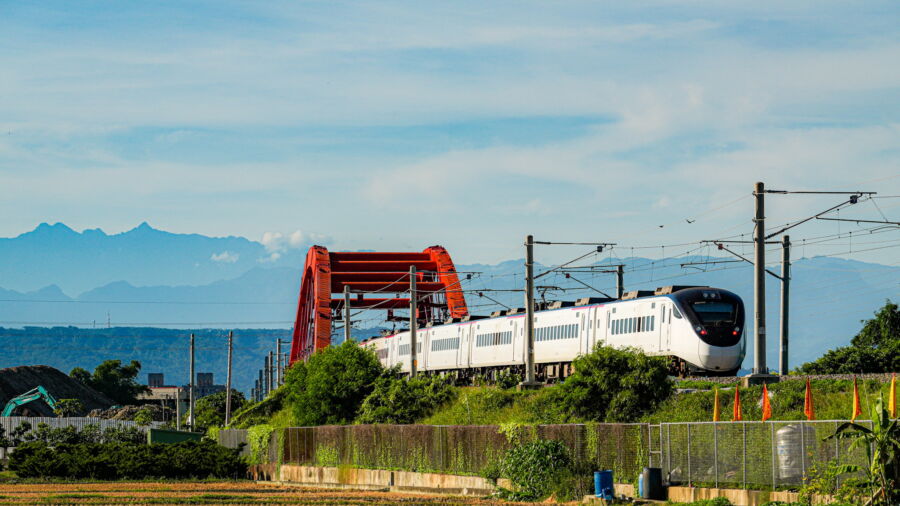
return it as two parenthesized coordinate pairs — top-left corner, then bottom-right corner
(289, 246), (469, 364)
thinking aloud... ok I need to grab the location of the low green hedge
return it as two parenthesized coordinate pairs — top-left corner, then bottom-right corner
(9, 440), (247, 480)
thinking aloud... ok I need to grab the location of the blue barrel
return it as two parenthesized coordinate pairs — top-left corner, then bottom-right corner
(594, 470), (614, 499)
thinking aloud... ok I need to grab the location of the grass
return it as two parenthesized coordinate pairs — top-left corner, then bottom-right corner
(420, 377), (898, 425)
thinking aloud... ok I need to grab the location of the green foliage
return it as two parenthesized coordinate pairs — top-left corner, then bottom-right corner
(799, 300), (900, 373)
(423, 387), (529, 425)
(10, 421), (146, 445)
(285, 340), (383, 425)
(496, 439), (573, 501)
(495, 369), (521, 389)
(553, 344), (674, 422)
(133, 407), (154, 427)
(670, 499), (732, 506)
(53, 398), (85, 417)
(827, 395), (900, 505)
(8, 440), (246, 479)
(192, 389), (246, 431)
(797, 459), (867, 506)
(229, 388), (286, 429)
(356, 370), (455, 424)
(247, 424), (275, 466)
(70, 359), (150, 405)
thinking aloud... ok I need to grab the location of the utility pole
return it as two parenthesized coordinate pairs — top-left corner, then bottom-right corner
(780, 235), (791, 375)
(409, 265), (417, 377)
(753, 182), (767, 375)
(175, 391), (181, 430)
(275, 339), (282, 386)
(225, 331), (233, 426)
(188, 333), (195, 430)
(258, 369), (264, 399)
(344, 285), (352, 344)
(523, 234), (536, 385)
(615, 265), (624, 299)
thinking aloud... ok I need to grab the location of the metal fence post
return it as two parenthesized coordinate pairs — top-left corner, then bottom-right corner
(800, 421), (806, 482)
(687, 423), (692, 485)
(713, 423), (719, 488)
(742, 422), (747, 489)
(770, 422), (777, 489)
(666, 424), (671, 480)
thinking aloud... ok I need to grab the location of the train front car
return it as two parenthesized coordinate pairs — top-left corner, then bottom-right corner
(670, 287), (746, 375)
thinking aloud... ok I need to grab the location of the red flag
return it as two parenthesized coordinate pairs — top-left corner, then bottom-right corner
(761, 383), (772, 422)
(804, 378), (815, 421)
(732, 387), (743, 421)
(851, 376), (862, 422)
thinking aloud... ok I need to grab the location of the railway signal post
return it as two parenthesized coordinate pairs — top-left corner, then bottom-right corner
(225, 331), (233, 426)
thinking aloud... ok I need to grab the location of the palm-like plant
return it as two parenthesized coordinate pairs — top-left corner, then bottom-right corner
(827, 395), (900, 506)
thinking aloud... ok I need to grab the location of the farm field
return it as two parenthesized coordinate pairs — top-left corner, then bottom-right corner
(0, 481), (527, 505)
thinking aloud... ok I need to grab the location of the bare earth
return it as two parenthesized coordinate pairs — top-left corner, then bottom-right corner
(0, 481), (534, 505)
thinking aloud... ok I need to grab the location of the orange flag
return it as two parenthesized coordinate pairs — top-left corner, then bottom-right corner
(889, 373), (896, 418)
(713, 388), (720, 422)
(761, 383), (772, 421)
(851, 376), (862, 422)
(732, 387), (743, 421)
(804, 378), (815, 421)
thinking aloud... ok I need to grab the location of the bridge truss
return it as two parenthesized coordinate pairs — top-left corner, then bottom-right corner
(289, 246), (469, 364)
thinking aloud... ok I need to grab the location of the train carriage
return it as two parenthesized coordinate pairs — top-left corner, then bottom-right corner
(361, 285), (745, 379)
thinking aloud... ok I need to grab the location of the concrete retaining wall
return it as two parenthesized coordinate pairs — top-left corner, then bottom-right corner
(271, 464), (496, 496)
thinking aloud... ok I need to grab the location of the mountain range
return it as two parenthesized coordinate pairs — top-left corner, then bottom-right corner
(0, 222), (897, 393)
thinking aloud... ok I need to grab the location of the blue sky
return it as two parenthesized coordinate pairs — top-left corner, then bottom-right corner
(1, 1), (899, 265)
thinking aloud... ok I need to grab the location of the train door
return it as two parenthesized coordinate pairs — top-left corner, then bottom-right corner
(458, 326), (469, 368)
(420, 330), (427, 371)
(581, 311), (589, 354)
(660, 303), (670, 351)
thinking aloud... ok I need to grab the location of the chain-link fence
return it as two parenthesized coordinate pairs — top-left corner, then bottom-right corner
(278, 423), (648, 477)
(655, 420), (871, 490)
(220, 420), (872, 490)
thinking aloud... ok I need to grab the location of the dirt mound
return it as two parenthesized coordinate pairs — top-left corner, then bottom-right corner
(89, 404), (172, 421)
(0, 365), (114, 416)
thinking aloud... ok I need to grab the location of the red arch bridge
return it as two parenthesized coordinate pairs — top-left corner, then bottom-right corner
(289, 246), (469, 364)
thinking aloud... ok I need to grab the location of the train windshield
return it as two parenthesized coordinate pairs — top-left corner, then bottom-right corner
(690, 301), (735, 324)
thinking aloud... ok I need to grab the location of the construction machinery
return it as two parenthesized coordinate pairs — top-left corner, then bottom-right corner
(2, 386), (59, 416)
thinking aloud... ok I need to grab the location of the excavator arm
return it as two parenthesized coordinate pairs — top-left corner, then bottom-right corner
(1, 386), (59, 416)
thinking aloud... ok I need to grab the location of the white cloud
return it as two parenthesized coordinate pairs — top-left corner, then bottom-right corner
(210, 251), (239, 263)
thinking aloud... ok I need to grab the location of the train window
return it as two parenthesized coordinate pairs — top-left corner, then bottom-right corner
(691, 301), (736, 324)
(637, 317), (642, 333)
(672, 306), (683, 319)
(651, 315), (655, 330)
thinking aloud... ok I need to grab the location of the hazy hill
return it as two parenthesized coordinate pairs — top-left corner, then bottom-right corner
(0, 222), (312, 294)
(0, 222), (896, 393)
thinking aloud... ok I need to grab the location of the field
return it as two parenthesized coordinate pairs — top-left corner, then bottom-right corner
(0, 481), (531, 505)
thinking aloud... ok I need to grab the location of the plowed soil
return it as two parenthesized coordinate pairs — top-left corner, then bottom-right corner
(0, 481), (531, 505)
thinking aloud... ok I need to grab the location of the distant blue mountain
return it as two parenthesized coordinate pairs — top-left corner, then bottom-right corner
(0, 222), (896, 392)
(0, 222), (312, 294)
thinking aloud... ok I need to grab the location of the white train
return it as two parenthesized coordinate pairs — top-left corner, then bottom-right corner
(361, 286), (746, 379)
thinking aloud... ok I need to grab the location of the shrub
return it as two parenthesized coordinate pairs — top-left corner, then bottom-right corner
(554, 344), (673, 422)
(498, 439), (572, 501)
(356, 371), (455, 424)
(9, 440), (246, 479)
(285, 340), (383, 425)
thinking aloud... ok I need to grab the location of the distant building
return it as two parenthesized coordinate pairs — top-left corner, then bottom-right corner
(148, 373), (165, 387)
(191, 372), (225, 398)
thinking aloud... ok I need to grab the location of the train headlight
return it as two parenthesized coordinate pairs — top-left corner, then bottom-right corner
(695, 325), (702, 332)
(733, 327), (741, 336)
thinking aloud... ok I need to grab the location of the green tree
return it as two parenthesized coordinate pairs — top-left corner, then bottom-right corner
(192, 389), (246, 431)
(356, 370), (455, 424)
(70, 359), (150, 405)
(828, 395), (900, 505)
(285, 340), (383, 425)
(553, 344), (673, 422)
(53, 398), (85, 417)
(799, 301), (900, 374)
